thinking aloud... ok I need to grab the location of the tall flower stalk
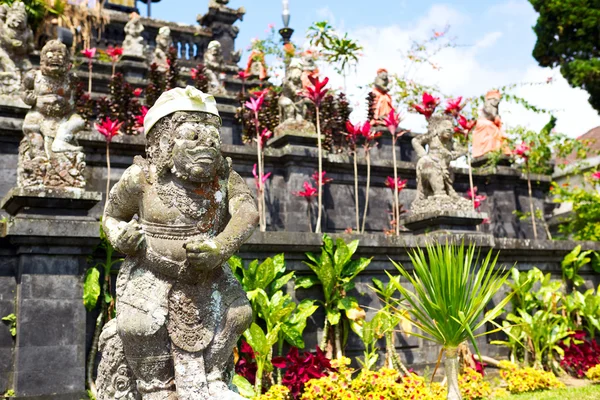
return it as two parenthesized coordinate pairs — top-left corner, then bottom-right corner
(383, 108), (405, 235)
(513, 142), (538, 239)
(105, 45), (123, 77)
(305, 76), (330, 234)
(245, 93), (269, 231)
(81, 47), (96, 96)
(95, 118), (123, 207)
(360, 122), (379, 233)
(345, 121), (363, 232)
(456, 114), (477, 211)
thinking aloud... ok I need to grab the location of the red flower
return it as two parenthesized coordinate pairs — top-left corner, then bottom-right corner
(445, 97), (464, 116)
(238, 71), (250, 80)
(256, 128), (272, 148)
(412, 92), (440, 119)
(305, 75), (329, 107)
(252, 164), (271, 189)
(312, 171), (333, 186)
(383, 108), (401, 136)
(245, 93), (265, 113)
(294, 182), (317, 198)
(592, 171), (600, 181)
(465, 186), (487, 210)
(134, 106), (149, 133)
(360, 121), (381, 142)
(190, 68), (198, 80)
(385, 176), (407, 191)
(345, 121), (362, 142)
(81, 47), (96, 60)
(513, 142), (531, 159)
(133, 88), (143, 97)
(95, 118), (123, 143)
(106, 45), (123, 62)
(272, 347), (333, 398)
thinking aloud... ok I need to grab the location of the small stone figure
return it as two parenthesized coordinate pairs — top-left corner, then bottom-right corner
(18, 40), (86, 188)
(411, 115), (472, 213)
(153, 26), (172, 72)
(122, 13), (146, 58)
(96, 86), (259, 400)
(370, 68), (394, 125)
(203, 40), (233, 95)
(472, 90), (511, 159)
(244, 49), (267, 81)
(300, 50), (319, 90)
(0, 1), (34, 95)
(275, 58), (316, 136)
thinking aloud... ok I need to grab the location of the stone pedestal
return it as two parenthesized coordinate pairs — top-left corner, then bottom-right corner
(0, 187), (100, 398)
(401, 210), (488, 235)
(268, 131), (321, 149)
(274, 120), (316, 138)
(471, 153), (512, 168)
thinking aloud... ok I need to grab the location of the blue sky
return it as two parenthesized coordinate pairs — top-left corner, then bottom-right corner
(148, 0), (600, 137)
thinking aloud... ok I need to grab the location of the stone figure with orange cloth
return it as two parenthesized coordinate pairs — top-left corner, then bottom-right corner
(245, 49), (267, 81)
(370, 68), (394, 125)
(471, 90), (511, 159)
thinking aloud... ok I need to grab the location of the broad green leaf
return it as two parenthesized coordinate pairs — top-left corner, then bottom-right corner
(83, 267), (101, 311)
(244, 323), (269, 355)
(323, 234), (334, 256)
(343, 257), (372, 279)
(295, 275), (320, 289)
(273, 253), (286, 275)
(232, 375), (255, 398)
(334, 239), (350, 275)
(371, 278), (384, 293)
(270, 271), (295, 293)
(227, 255), (242, 275)
(326, 308), (341, 325)
(255, 257), (277, 290)
(282, 323), (306, 348)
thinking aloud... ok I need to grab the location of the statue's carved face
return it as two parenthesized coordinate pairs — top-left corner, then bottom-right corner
(41, 45), (69, 77)
(375, 71), (389, 88)
(434, 119), (454, 141)
(171, 117), (222, 182)
(157, 33), (171, 48)
(485, 96), (500, 108)
(6, 9), (26, 31)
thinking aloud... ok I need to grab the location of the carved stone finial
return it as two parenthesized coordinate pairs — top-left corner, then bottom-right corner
(96, 86), (258, 399)
(0, 1), (34, 95)
(18, 40), (86, 189)
(152, 26), (172, 72)
(411, 114), (472, 214)
(122, 13), (146, 58)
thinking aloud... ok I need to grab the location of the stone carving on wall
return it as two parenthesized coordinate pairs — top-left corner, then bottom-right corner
(370, 68), (393, 125)
(122, 13), (146, 58)
(152, 26), (172, 72)
(0, 1), (34, 96)
(18, 40), (86, 188)
(275, 58), (316, 136)
(96, 87), (259, 400)
(472, 90), (511, 159)
(411, 115), (472, 214)
(204, 40), (236, 95)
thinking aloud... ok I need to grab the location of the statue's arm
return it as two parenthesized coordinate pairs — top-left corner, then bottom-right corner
(103, 165), (145, 255)
(412, 133), (429, 159)
(21, 70), (36, 106)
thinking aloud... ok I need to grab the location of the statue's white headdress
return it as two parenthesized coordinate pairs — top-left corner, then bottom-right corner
(158, 26), (170, 36)
(144, 86), (221, 134)
(208, 40), (221, 50)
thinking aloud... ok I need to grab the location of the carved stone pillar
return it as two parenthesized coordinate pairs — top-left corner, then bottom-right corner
(197, 1), (245, 64)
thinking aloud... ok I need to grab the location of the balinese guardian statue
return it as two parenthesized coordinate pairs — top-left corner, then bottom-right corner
(122, 13), (146, 58)
(275, 58), (316, 136)
(96, 87), (259, 400)
(203, 40), (238, 95)
(411, 115), (472, 213)
(18, 40), (86, 188)
(471, 90), (511, 159)
(153, 26), (172, 72)
(370, 68), (394, 125)
(0, 1), (34, 95)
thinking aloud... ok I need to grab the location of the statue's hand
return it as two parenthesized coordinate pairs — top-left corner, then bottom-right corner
(114, 220), (145, 255)
(184, 238), (225, 271)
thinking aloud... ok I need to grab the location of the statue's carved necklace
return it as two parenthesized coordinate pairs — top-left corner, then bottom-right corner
(154, 176), (227, 232)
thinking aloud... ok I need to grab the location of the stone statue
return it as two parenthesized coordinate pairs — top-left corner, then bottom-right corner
(199, 1), (246, 64)
(300, 50), (319, 90)
(96, 86), (259, 400)
(411, 115), (472, 213)
(122, 13), (146, 58)
(203, 40), (232, 95)
(18, 40), (86, 188)
(152, 26), (172, 72)
(472, 90), (511, 159)
(0, 1), (34, 95)
(370, 68), (394, 125)
(244, 49), (267, 81)
(275, 58), (316, 136)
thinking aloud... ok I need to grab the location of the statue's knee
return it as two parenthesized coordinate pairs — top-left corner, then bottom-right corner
(228, 297), (252, 334)
(117, 303), (167, 339)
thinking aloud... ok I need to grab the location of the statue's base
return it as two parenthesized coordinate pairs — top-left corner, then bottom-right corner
(471, 153), (512, 168)
(401, 210), (487, 235)
(274, 120), (317, 138)
(1, 186), (102, 217)
(268, 131), (323, 149)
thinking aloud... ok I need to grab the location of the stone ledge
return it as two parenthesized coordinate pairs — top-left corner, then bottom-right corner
(1, 187), (102, 216)
(400, 210), (487, 234)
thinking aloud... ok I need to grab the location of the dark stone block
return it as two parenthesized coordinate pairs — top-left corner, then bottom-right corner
(14, 366), (84, 397)
(15, 345), (84, 374)
(20, 275), (82, 300)
(18, 299), (85, 347)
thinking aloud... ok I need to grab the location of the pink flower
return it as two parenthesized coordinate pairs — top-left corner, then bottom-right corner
(238, 71), (250, 80)
(133, 88), (143, 97)
(312, 171), (333, 186)
(592, 171), (600, 181)
(256, 128), (272, 148)
(454, 114), (477, 137)
(384, 108), (401, 136)
(445, 97), (463, 116)
(346, 121), (361, 142)
(294, 181), (318, 199)
(81, 47), (96, 60)
(513, 142), (531, 159)
(95, 118), (123, 143)
(252, 164), (271, 189)
(465, 186), (487, 211)
(412, 92), (440, 119)
(268, 23), (275, 30)
(385, 176), (408, 192)
(360, 121), (381, 141)
(106, 46), (123, 62)
(191, 68), (198, 80)
(305, 75), (329, 107)
(245, 93), (265, 113)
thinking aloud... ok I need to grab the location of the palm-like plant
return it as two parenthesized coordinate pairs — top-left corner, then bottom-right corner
(387, 242), (511, 400)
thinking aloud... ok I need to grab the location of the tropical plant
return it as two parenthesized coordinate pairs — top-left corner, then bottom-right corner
(560, 331), (600, 378)
(243, 322), (281, 395)
(387, 242), (511, 400)
(297, 234), (371, 359)
(498, 361), (564, 394)
(272, 347), (333, 398)
(1, 313), (16, 337)
(561, 245), (593, 289)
